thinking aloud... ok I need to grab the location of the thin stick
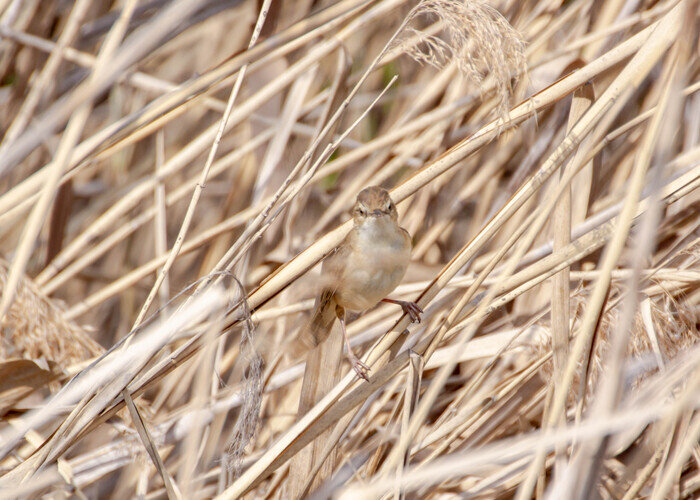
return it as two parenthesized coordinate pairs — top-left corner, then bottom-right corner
(130, 0), (273, 330)
(124, 390), (180, 500)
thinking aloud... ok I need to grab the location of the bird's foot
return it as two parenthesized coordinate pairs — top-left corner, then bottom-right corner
(382, 298), (423, 323)
(398, 300), (423, 323)
(348, 353), (370, 381)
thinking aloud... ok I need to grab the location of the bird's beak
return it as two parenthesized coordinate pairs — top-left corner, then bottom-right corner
(371, 209), (383, 217)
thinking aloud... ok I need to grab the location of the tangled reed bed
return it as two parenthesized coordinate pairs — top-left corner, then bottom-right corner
(0, 0), (698, 498)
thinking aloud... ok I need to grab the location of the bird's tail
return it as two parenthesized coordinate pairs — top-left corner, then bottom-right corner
(297, 288), (340, 416)
(305, 288), (338, 348)
(288, 289), (344, 497)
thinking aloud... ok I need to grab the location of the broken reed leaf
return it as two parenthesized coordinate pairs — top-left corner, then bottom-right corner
(0, 358), (61, 416)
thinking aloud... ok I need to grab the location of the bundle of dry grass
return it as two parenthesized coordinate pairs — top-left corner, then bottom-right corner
(0, 258), (103, 366)
(0, 0), (698, 498)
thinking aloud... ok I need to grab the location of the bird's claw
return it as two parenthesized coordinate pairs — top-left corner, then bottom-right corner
(348, 354), (370, 381)
(399, 301), (423, 323)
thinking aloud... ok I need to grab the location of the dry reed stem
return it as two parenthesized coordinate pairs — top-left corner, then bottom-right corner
(0, 1), (366, 226)
(548, 75), (594, 481)
(518, 6), (685, 497)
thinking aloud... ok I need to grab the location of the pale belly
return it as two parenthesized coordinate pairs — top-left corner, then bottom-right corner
(335, 221), (410, 311)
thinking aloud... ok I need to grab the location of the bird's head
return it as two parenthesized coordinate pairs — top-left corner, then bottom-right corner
(352, 186), (398, 225)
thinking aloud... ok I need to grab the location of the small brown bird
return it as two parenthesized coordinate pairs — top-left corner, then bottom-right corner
(308, 186), (422, 380)
(289, 187), (421, 495)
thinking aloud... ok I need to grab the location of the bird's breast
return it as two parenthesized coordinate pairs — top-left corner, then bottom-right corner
(336, 219), (410, 311)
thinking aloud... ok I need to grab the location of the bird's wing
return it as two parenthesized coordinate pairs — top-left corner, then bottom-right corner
(303, 234), (352, 347)
(320, 233), (353, 289)
(400, 226), (412, 247)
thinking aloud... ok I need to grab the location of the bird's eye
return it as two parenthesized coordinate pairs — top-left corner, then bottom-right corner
(357, 206), (367, 216)
(386, 202), (393, 211)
